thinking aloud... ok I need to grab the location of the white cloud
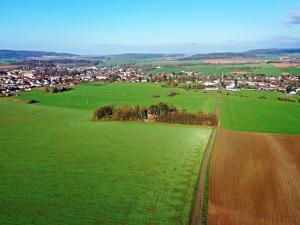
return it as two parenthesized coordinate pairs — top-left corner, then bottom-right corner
(285, 10), (300, 24)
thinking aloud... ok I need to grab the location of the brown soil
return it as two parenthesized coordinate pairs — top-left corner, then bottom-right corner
(0, 64), (25, 70)
(208, 129), (300, 225)
(203, 59), (264, 64)
(0, 97), (28, 104)
(273, 63), (300, 68)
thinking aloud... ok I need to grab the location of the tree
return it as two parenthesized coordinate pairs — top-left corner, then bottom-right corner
(94, 105), (114, 119)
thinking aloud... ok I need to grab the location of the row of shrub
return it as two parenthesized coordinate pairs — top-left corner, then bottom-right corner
(150, 94), (160, 98)
(27, 99), (39, 104)
(155, 111), (217, 126)
(44, 86), (73, 93)
(167, 91), (179, 97)
(150, 91), (179, 98)
(180, 83), (205, 90)
(93, 103), (218, 126)
(277, 97), (298, 103)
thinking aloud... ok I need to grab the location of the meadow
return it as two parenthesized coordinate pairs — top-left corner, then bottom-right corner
(99, 58), (204, 67)
(0, 59), (10, 65)
(13, 82), (300, 135)
(146, 63), (300, 76)
(0, 83), (215, 225)
(221, 91), (300, 134)
(2, 82), (300, 225)
(15, 83), (220, 113)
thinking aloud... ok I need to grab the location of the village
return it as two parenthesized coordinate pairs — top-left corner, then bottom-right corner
(1, 64), (300, 96)
(0, 65), (148, 96)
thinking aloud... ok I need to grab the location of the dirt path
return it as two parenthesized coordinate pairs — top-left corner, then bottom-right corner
(208, 129), (300, 225)
(191, 98), (221, 225)
(191, 128), (216, 225)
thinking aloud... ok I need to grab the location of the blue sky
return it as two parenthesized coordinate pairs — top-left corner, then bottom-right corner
(1, 0), (300, 54)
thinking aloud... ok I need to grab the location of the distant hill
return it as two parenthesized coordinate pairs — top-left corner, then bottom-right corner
(180, 52), (247, 60)
(107, 53), (185, 59)
(243, 48), (300, 55)
(2, 48), (300, 61)
(0, 50), (77, 59)
(180, 48), (300, 60)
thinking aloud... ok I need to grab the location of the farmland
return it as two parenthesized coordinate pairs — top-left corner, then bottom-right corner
(0, 83), (214, 225)
(204, 89), (300, 225)
(208, 129), (300, 225)
(146, 63), (300, 76)
(1, 81), (300, 225)
(100, 58), (204, 67)
(14, 83), (220, 113)
(3, 0), (300, 224)
(220, 91), (300, 134)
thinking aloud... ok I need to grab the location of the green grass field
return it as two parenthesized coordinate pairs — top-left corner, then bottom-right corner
(12, 82), (300, 135)
(146, 63), (300, 76)
(15, 83), (220, 113)
(0, 101), (211, 225)
(221, 91), (300, 134)
(99, 58), (204, 67)
(2, 82), (300, 225)
(0, 83), (213, 225)
(0, 59), (10, 65)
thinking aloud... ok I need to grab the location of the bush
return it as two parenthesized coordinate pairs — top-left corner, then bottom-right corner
(112, 105), (148, 121)
(161, 82), (178, 88)
(156, 111), (217, 126)
(151, 94), (160, 98)
(94, 105), (114, 120)
(259, 96), (267, 100)
(94, 103), (217, 126)
(28, 99), (39, 104)
(278, 97), (296, 103)
(45, 86), (73, 94)
(168, 91), (179, 97)
(180, 83), (205, 90)
(148, 103), (177, 117)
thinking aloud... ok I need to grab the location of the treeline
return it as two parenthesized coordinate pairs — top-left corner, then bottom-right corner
(149, 73), (199, 84)
(93, 103), (217, 126)
(162, 82), (205, 91)
(278, 97), (299, 103)
(44, 86), (73, 93)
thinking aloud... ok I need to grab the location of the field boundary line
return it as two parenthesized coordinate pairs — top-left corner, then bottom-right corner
(191, 127), (217, 225)
(191, 97), (221, 225)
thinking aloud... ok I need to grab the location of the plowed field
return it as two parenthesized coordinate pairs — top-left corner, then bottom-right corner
(208, 129), (300, 225)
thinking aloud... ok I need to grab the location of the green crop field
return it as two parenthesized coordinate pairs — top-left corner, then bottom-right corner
(0, 59), (10, 65)
(14, 83), (220, 113)
(146, 63), (300, 76)
(221, 91), (300, 134)
(0, 58), (23, 65)
(99, 58), (204, 67)
(0, 101), (211, 225)
(3, 82), (299, 225)
(0, 83), (214, 225)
